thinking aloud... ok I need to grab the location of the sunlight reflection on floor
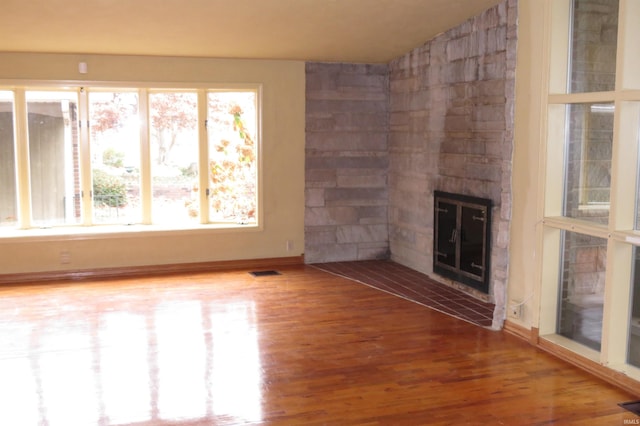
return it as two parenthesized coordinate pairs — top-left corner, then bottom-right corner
(0, 295), (262, 425)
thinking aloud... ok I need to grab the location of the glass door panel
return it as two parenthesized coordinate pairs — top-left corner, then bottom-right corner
(459, 205), (486, 279)
(435, 201), (457, 269)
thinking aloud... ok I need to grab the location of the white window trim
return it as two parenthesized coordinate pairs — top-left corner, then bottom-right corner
(0, 81), (263, 236)
(538, 0), (640, 379)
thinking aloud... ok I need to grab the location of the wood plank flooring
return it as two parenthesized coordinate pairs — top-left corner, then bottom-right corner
(0, 264), (637, 425)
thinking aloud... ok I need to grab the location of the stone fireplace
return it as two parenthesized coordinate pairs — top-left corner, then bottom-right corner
(305, 0), (517, 329)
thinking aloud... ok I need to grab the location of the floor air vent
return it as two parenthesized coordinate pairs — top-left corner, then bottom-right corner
(249, 270), (281, 277)
(619, 400), (640, 416)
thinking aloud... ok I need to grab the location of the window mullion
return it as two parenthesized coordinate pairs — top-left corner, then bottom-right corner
(78, 88), (93, 225)
(198, 90), (209, 224)
(609, 99), (638, 231)
(139, 89), (152, 225)
(13, 89), (32, 229)
(618, 0), (640, 91)
(601, 240), (633, 367)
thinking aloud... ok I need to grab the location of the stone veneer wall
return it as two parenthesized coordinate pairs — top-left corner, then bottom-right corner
(305, 63), (390, 263)
(388, 0), (517, 327)
(303, 1), (516, 328)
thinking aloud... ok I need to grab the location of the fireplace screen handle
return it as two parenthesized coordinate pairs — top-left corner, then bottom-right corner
(449, 229), (457, 243)
(471, 262), (484, 270)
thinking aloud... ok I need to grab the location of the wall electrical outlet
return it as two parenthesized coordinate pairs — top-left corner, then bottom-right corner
(286, 240), (294, 252)
(508, 301), (521, 319)
(59, 250), (71, 264)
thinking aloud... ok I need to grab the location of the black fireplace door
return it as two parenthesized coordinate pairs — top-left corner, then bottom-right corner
(459, 205), (486, 280)
(435, 201), (457, 268)
(433, 191), (491, 294)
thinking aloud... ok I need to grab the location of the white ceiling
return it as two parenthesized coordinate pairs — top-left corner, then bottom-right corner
(0, 0), (504, 64)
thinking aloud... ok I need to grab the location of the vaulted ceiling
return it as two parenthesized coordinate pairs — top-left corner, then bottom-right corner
(1, 0), (504, 63)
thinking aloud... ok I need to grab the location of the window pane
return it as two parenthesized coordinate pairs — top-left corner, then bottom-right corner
(563, 103), (613, 224)
(0, 91), (17, 227)
(557, 230), (606, 351)
(26, 91), (81, 227)
(569, 0), (619, 93)
(89, 91), (141, 224)
(149, 92), (199, 224)
(629, 248), (640, 367)
(207, 92), (257, 224)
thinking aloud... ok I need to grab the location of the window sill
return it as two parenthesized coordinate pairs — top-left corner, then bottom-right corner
(538, 333), (601, 364)
(0, 222), (260, 242)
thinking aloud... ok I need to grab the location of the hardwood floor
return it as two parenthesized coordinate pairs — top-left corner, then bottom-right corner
(0, 264), (637, 425)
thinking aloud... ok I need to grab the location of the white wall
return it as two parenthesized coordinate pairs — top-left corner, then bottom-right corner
(508, 0), (547, 329)
(0, 53), (306, 274)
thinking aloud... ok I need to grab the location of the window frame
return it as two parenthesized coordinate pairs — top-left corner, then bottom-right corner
(0, 82), (262, 237)
(539, 0), (640, 377)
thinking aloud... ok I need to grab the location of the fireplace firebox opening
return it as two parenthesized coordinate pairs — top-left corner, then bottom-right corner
(433, 191), (491, 294)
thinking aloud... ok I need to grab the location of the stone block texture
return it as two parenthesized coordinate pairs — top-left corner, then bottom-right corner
(305, 63), (390, 263)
